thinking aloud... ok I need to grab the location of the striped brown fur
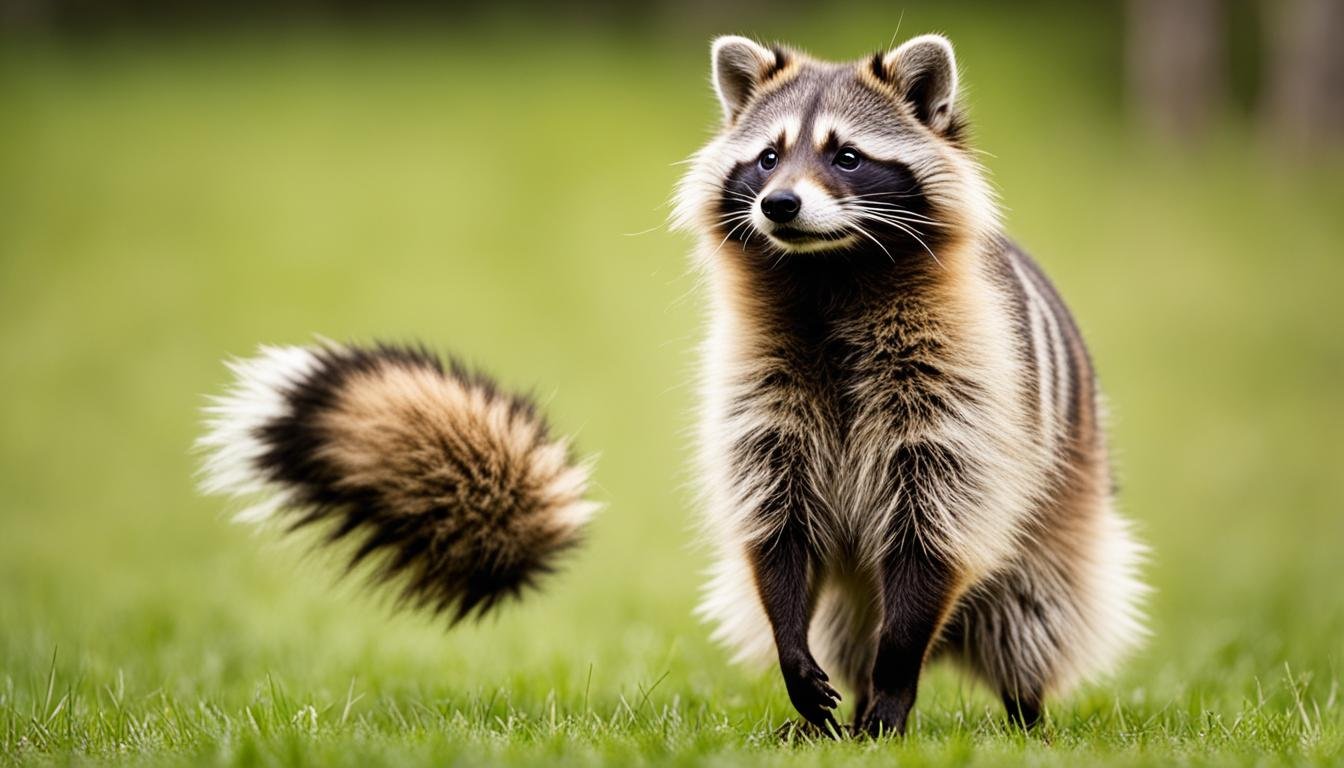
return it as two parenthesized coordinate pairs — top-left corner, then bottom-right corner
(197, 343), (598, 623)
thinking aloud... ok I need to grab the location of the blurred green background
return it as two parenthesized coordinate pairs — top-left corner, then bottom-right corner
(2, 1), (1342, 765)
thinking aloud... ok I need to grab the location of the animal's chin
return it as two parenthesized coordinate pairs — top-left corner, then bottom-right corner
(764, 227), (858, 254)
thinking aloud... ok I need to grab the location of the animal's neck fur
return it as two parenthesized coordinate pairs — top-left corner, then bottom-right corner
(712, 229), (990, 361)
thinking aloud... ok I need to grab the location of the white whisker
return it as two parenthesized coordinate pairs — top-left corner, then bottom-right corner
(850, 223), (895, 263)
(853, 212), (943, 268)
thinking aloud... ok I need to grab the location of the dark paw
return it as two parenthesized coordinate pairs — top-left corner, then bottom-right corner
(779, 653), (841, 731)
(858, 692), (911, 738)
(1003, 695), (1041, 730)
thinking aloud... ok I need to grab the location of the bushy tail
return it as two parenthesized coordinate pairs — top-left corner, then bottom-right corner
(196, 342), (598, 622)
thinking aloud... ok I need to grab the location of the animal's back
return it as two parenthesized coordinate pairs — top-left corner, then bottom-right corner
(934, 240), (1147, 700)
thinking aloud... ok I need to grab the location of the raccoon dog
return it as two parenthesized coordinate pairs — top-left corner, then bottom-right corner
(674, 35), (1146, 735)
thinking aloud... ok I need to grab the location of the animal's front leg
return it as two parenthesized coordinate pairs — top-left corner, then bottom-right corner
(859, 537), (955, 737)
(750, 520), (840, 731)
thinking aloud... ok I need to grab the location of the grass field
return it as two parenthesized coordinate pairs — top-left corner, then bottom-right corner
(2, 6), (1343, 766)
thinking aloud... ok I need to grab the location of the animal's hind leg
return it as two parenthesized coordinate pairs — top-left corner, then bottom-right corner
(942, 496), (1147, 730)
(940, 567), (1062, 730)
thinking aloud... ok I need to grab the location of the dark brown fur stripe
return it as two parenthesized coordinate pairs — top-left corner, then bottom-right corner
(869, 51), (887, 82)
(766, 45), (790, 80)
(1009, 245), (1096, 454)
(989, 241), (1041, 421)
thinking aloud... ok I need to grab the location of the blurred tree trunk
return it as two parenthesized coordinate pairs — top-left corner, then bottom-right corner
(1127, 0), (1226, 142)
(1262, 0), (1344, 149)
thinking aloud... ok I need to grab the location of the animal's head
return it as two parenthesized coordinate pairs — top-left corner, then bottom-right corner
(674, 34), (996, 264)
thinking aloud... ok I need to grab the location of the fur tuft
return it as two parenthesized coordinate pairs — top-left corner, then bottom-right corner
(197, 341), (598, 622)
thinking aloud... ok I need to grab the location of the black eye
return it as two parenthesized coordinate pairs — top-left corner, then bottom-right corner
(758, 148), (779, 171)
(833, 148), (862, 171)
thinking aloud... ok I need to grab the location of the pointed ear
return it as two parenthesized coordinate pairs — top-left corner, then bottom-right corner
(711, 35), (783, 123)
(877, 34), (960, 134)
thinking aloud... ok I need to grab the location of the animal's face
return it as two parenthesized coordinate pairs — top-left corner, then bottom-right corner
(675, 35), (995, 262)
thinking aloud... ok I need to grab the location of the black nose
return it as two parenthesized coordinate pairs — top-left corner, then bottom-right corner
(760, 190), (801, 223)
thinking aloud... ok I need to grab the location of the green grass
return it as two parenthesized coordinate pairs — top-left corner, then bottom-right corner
(2, 8), (1343, 766)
